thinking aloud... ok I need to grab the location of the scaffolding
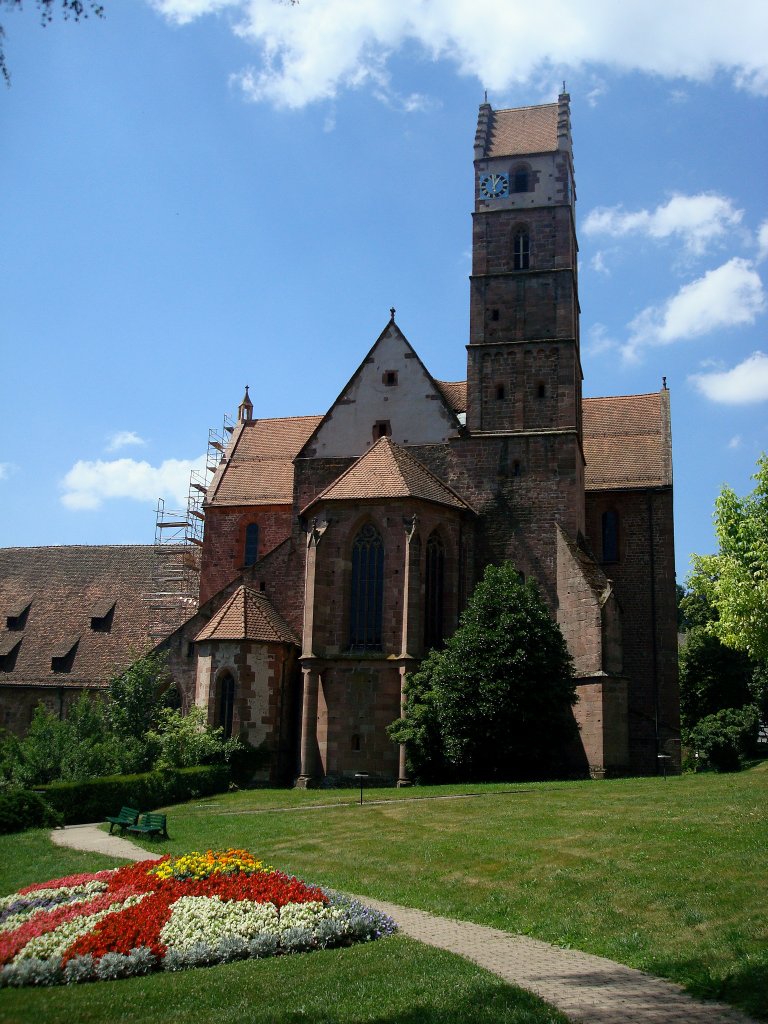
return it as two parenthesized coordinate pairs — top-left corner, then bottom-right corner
(147, 411), (234, 643)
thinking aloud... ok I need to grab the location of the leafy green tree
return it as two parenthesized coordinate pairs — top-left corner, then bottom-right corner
(389, 563), (577, 782)
(108, 652), (169, 739)
(59, 691), (119, 781)
(9, 703), (70, 786)
(688, 454), (768, 662)
(147, 706), (240, 770)
(679, 628), (754, 732)
(688, 706), (759, 772)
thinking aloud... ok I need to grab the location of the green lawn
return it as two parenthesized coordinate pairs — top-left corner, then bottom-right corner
(0, 767), (766, 1021)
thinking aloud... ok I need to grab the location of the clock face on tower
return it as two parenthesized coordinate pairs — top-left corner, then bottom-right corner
(479, 172), (509, 199)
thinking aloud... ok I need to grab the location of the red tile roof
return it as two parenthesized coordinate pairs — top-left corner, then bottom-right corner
(304, 437), (471, 512)
(0, 546), (157, 688)
(583, 392), (672, 490)
(486, 104), (559, 158)
(207, 416), (322, 507)
(434, 380), (467, 413)
(194, 585), (299, 645)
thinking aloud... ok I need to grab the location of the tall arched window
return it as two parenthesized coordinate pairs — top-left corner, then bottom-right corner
(602, 510), (619, 563)
(424, 530), (445, 651)
(244, 523), (259, 566)
(513, 166), (529, 193)
(513, 231), (530, 270)
(349, 523), (384, 650)
(217, 672), (235, 739)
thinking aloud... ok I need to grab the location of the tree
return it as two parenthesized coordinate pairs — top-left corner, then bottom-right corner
(1, 0), (104, 85)
(147, 706), (240, 770)
(389, 563), (577, 782)
(688, 454), (768, 663)
(679, 627), (753, 732)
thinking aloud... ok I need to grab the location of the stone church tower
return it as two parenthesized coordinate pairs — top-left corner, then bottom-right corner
(172, 93), (680, 784)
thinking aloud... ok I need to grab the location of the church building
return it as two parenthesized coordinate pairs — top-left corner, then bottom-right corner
(181, 92), (680, 784)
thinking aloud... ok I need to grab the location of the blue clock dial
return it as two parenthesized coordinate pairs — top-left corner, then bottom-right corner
(479, 172), (509, 199)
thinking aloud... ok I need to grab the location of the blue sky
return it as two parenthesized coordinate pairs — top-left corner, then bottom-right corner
(1, 0), (766, 585)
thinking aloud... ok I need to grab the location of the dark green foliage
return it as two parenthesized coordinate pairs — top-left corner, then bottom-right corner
(0, 788), (62, 834)
(37, 765), (230, 824)
(687, 706), (760, 772)
(390, 563), (577, 781)
(677, 587), (716, 632)
(679, 627), (754, 731)
(108, 652), (167, 740)
(0, 654), (236, 798)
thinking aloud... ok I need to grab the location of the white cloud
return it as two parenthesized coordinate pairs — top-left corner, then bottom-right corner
(585, 323), (617, 356)
(106, 430), (147, 453)
(728, 435), (742, 449)
(0, 462), (17, 482)
(585, 77), (607, 107)
(61, 455), (206, 510)
(148, 0), (768, 108)
(590, 250), (610, 275)
(623, 258), (765, 361)
(583, 194), (743, 256)
(689, 351), (768, 404)
(757, 219), (768, 262)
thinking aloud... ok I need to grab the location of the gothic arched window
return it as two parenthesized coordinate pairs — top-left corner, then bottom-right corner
(349, 523), (384, 650)
(217, 672), (236, 740)
(424, 530), (446, 651)
(602, 510), (619, 563)
(244, 523), (259, 566)
(513, 231), (530, 270)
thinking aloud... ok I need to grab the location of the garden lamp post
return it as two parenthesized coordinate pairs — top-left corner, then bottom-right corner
(354, 772), (369, 805)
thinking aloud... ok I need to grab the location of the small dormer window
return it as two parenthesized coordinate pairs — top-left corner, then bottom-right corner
(90, 600), (115, 633)
(0, 637), (21, 672)
(51, 638), (79, 674)
(6, 601), (31, 631)
(383, 370), (398, 387)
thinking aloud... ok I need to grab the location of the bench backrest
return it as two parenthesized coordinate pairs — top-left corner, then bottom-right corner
(120, 806), (140, 820)
(141, 813), (166, 828)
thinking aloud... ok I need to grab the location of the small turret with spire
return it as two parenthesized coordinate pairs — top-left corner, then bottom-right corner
(238, 385), (253, 423)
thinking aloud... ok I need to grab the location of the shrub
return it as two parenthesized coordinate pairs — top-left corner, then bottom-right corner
(0, 788), (62, 834)
(38, 765), (230, 824)
(688, 705), (760, 772)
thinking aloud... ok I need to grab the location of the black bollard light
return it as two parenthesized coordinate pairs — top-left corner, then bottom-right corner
(354, 772), (369, 805)
(657, 753), (672, 780)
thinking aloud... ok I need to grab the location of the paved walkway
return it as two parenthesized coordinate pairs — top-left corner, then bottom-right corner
(51, 824), (759, 1024)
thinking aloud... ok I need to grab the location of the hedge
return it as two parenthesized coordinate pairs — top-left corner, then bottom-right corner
(37, 765), (231, 825)
(0, 789), (63, 835)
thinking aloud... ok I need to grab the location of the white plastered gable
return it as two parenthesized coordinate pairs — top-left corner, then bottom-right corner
(302, 322), (461, 459)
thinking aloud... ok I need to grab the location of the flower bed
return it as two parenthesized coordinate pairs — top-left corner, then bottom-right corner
(0, 850), (396, 987)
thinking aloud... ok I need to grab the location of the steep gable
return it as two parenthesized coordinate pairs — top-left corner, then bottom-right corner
(298, 318), (462, 459)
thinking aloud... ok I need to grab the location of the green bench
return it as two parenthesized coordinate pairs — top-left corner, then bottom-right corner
(105, 805), (139, 835)
(127, 812), (168, 840)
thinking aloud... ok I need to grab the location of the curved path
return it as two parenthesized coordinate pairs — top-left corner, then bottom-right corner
(51, 824), (759, 1024)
